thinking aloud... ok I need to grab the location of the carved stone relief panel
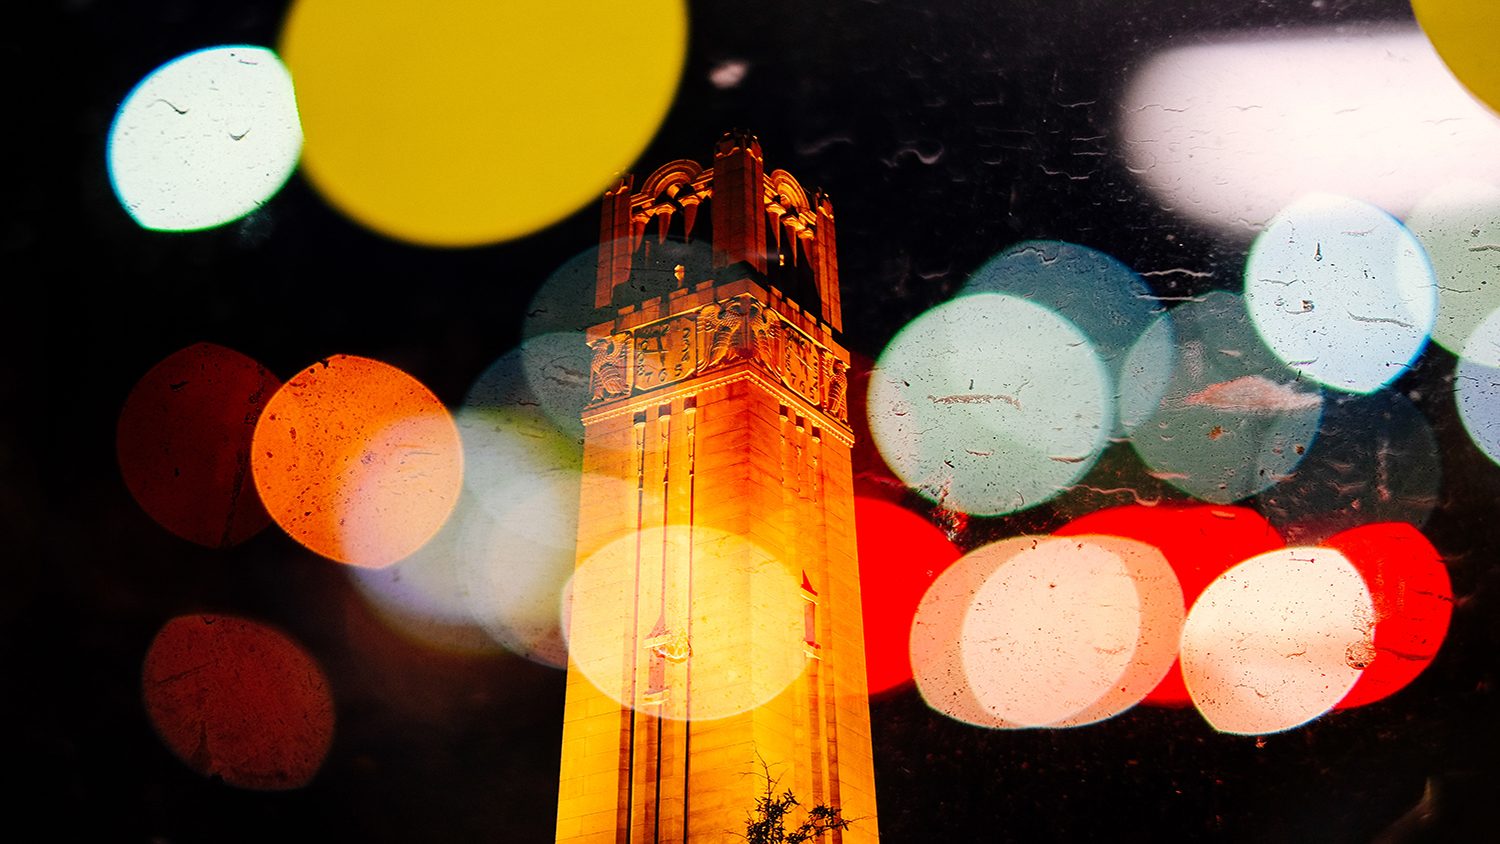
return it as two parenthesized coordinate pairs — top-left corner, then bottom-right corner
(821, 350), (850, 425)
(746, 298), (782, 378)
(633, 314), (697, 392)
(586, 294), (851, 432)
(589, 332), (633, 403)
(697, 293), (783, 376)
(696, 296), (748, 373)
(780, 328), (820, 405)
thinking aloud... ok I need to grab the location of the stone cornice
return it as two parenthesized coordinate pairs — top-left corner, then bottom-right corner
(584, 291), (853, 444)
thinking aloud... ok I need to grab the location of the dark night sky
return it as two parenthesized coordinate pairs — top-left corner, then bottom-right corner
(21, 0), (1500, 840)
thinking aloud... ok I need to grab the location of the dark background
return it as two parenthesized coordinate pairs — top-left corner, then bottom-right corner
(20, 0), (1500, 840)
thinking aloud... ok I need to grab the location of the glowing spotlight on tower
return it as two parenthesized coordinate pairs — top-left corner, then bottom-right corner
(564, 526), (805, 721)
(108, 46), (301, 232)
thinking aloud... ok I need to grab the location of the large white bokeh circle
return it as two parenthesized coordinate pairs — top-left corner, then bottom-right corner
(960, 535), (1182, 727)
(1180, 546), (1373, 735)
(1406, 180), (1500, 358)
(868, 294), (1110, 515)
(910, 536), (1032, 727)
(1456, 307), (1500, 466)
(108, 46), (302, 231)
(1245, 194), (1436, 394)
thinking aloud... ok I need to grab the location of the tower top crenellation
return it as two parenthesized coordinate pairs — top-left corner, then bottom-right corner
(595, 133), (843, 333)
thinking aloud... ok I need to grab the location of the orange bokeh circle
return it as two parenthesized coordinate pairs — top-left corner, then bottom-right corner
(252, 355), (463, 568)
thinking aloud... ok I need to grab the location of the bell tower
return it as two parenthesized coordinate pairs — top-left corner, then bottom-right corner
(555, 132), (878, 843)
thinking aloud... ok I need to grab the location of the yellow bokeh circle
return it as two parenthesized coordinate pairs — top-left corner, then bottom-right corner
(279, 2), (686, 246)
(1412, 0), (1500, 116)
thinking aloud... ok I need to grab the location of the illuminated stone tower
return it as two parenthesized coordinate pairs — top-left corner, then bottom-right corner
(556, 131), (879, 843)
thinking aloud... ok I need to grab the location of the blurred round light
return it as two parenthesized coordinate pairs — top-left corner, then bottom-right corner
(564, 526), (804, 721)
(1412, 0), (1500, 116)
(1055, 504), (1284, 707)
(961, 535), (1182, 728)
(1405, 180), (1500, 358)
(1455, 308), (1500, 466)
(252, 355), (463, 568)
(1321, 522), (1452, 709)
(142, 614), (334, 790)
(524, 243), (614, 339)
(456, 342), (594, 667)
(457, 404), (581, 544)
(108, 46), (300, 231)
(460, 346), (586, 517)
(520, 332), (593, 442)
(1180, 546), (1372, 735)
(853, 497), (962, 696)
(1245, 194), (1436, 394)
(911, 536), (1034, 727)
(1119, 26), (1500, 239)
(868, 293), (1110, 515)
(846, 350), (905, 493)
(1457, 300), (1500, 369)
(117, 343), (278, 547)
(346, 493), (505, 656)
(1051, 535), (1185, 725)
(962, 240), (1157, 384)
(1117, 309), (1177, 436)
(1256, 389), (1440, 544)
(1123, 292), (1322, 503)
(453, 467), (616, 670)
(280, 2), (686, 246)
